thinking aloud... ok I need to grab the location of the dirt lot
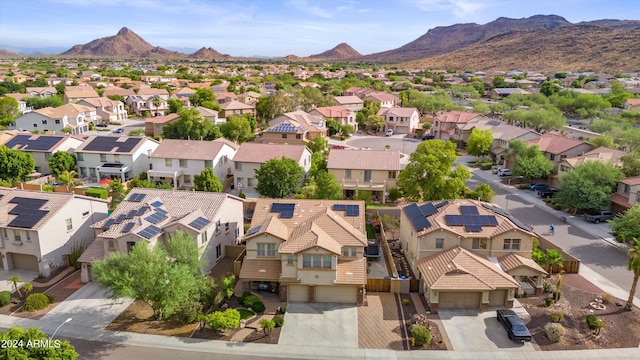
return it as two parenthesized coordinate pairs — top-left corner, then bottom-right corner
(399, 294), (447, 350)
(106, 300), (199, 337)
(518, 273), (640, 350)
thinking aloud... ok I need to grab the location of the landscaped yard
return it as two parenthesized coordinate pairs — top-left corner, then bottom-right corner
(366, 223), (376, 240)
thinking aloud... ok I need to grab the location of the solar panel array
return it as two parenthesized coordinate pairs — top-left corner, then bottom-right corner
(403, 203), (433, 232)
(443, 205), (498, 232)
(145, 211), (168, 224)
(138, 225), (162, 239)
(151, 200), (163, 207)
(136, 205), (150, 216)
(245, 225), (262, 237)
(7, 197), (49, 229)
(125, 209), (138, 219)
(481, 203), (531, 232)
(331, 204), (360, 217)
(128, 193), (147, 202)
(121, 222), (136, 233)
(270, 203), (296, 219)
(4, 134), (64, 151)
(266, 123), (306, 133)
(113, 214), (127, 224)
(460, 206), (479, 215)
(189, 216), (211, 230)
(102, 218), (115, 229)
(82, 136), (142, 153)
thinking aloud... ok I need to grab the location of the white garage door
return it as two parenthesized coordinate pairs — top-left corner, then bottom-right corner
(489, 289), (507, 307)
(11, 253), (39, 272)
(395, 126), (410, 134)
(288, 285), (309, 302)
(315, 286), (358, 304)
(438, 292), (481, 309)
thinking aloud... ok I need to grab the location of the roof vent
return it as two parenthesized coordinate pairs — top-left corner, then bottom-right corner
(258, 269), (266, 273)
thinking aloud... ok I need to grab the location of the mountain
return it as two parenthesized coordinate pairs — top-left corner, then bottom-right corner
(308, 43), (361, 60)
(404, 25), (640, 73)
(62, 27), (184, 58)
(189, 47), (230, 60)
(579, 19), (640, 31)
(0, 49), (19, 57)
(363, 15), (572, 62)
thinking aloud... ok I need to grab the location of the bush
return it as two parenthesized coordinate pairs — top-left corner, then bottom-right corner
(586, 314), (605, 330)
(174, 300), (203, 325)
(85, 187), (108, 199)
(600, 293), (614, 305)
(22, 293), (51, 312)
(411, 324), (432, 346)
(553, 291), (562, 302)
(553, 204), (562, 210)
(517, 184), (530, 189)
(0, 291), (11, 307)
(549, 312), (564, 323)
(240, 294), (266, 313)
(545, 297), (554, 307)
(543, 322), (566, 343)
(259, 318), (276, 335)
(273, 316), (285, 327)
(402, 298), (411, 306)
(543, 282), (553, 293)
(205, 309), (240, 332)
(480, 163), (493, 170)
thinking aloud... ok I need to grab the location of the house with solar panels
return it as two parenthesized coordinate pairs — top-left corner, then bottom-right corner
(238, 199), (367, 304)
(0, 189), (108, 275)
(399, 199), (547, 313)
(1, 133), (84, 176)
(78, 188), (244, 283)
(263, 110), (327, 145)
(74, 135), (159, 182)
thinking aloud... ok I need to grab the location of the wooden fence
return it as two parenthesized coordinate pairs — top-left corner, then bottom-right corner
(538, 236), (580, 274)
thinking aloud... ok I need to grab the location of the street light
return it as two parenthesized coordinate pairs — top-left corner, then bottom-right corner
(505, 176), (524, 213)
(49, 318), (72, 341)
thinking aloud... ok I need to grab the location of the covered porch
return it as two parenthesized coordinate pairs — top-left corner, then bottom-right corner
(148, 169), (184, 189)
(96, 163), (130, 183)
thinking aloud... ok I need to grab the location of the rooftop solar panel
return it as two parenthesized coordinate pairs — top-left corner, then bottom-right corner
(245, 225), (262, 237)
(145, 212), (168, 224)
(345, 205), (359, 217)
(113, 214), (127, 224)
(128, 193), (147, 202)
(280, 210), (294, 218)
(151, 200), (163, 207)
(102, 218), (115, 229)
(82, 136), (142, 153)
(138, 225), (161, 239)
(403, 204), (422, 220)
(9, 197), (47, 208)
(189, 216), (211, 230)
(460, 206), (479, 215)
(8, 217), (40, 229)
(444, 215), (463, 226)
(332, 204), (347, 211)
(126, 209), (138, 219)
(465, 224), (482, 232)
(136, 206), (150, 216)
(435, 200), (449, 208)
(121, 222), (136, 233)
(4, 134), (64, 151)
(418, 203), (437, 217)
(410, 216), (431, 232)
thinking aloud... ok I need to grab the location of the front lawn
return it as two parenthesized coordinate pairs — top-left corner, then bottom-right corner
(237, 308), (255, 320)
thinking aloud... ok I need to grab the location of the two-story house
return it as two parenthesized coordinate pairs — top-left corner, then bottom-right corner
(400, 199), (546, 313)
(1, 133), (84, 175)
(148, 138), (238, 189)
(11, 104), (91, 135)
(25, 87), (57, 97)
(529, 133), (593, 169)
(333, 96), (364, 112)
(239, 199), (367, 304)
(219, 100), (256, 119)
(126, 88), (169, 117)
(558, 147), (625, 174)
(77, 97), (127, 125)
(0, 189), (108, 275)
(431, 111), (486, 141)
(144, 113), (179, 137)
(232, 143), (312, 198)
(74, 135), (159, 182)
(309, 106), (357, 129)
(63, 86), (99, 104)
(78, 188), (244, 282)
(377, 107), (420, 134)
(364, 92), (399, 108)
(269, 111), (327, 137)
(327, 149), (400, 204)
(610, 176), (640, 213)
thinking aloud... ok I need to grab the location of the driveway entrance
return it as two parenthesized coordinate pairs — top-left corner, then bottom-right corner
(279, 302), (358, 348)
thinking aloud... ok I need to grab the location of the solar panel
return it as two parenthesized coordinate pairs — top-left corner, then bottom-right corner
(444, 215), (463, 226)
(7, 197), (49, 229)
(136, 206), (150, 216)
(121, 222), (136, 233)
(435, 200), (449, 208)
(403, 204), (422, 220)
(8, 217), (40, 228)
(189, 216), (211, 230)
(410, 216), (431, 232)
(126, 209), (138, 219)
(82, 136), (142, 153)
(9, 197), (47, 208)
(465, 224), (482, 232)
(4, 134), (64, 151)
(151, 200), (163, 207)
(113, 214), (127, 224)
(138, 225), (161, 239)
(332, 204), (347, 211)
(102, 218), (115, 229)
(460, 206), (479, 215)
(418, 203), (437, 217)
(271, 203), (284, 212)
(154, 207), (168, 214)
(245, 225), (262, 236)
(345, 205), (359, 217)
(128, 193), (146, 202)
(145, 212), (168, 224)
(280, 210), (294, 218)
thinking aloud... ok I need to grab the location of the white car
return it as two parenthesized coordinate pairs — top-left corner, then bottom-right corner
(498, 168), (512, 176)
(385, 129), (394, 136)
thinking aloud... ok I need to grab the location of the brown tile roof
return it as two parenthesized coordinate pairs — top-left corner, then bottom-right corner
(417, 246), (519, 290)
(498, 253), (547, 275)
(0, 189), (75, 231)
(220, 100), (254, 110)
(378, 107), (418, 118)
(65, 86), (99, 99)
(311, 106), (353, 119)
(279, 111), (324, 126)
(529, 132), (591, 155)
(137, 87), (169, 96)
(146, 113), (179, 124)
(621, 176), (640, 186)
(436, 111), (482, 124)
(365, 92), (398, 102)
(333, 96), (363, 105)
(102, 87), (136, 97)
(335, 258), (366, 284)
(562, 146), (625, 168)
(232, 143), (308, 164)
(327, 149), (400, 171)
(610, 193), (632, 208)
(239, 259), (281, 281)
(4, 93), (31, 101)
(78, 97), (121, 108)
(150, 139), (228, 161)
(77, 239), (105, 263)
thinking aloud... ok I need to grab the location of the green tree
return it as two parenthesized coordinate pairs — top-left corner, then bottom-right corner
(151, 96), (162, 116)
(590, 135), (616, 149)
(546, 249), (564, 275)
(0, 146), (35, 182)
(190, 88), (216, 107)
(621, 149), (640, 177)
(366, 114), (386, 132)
(162, 108), (221, 140)
(220, 116), (254, 143)
(48, 151), (76, 176)
(57, 169), (79, 192)
(193, 168), (223, 192)
(465, 183), (496, 202)
(341, 124), (355, 138)
(0, 326), (78, 359)
(381, 214), (400, 239)
(470, 100), (490, 114)
(24, 95), (64, 109)
(466, 128), (493, 160)
(55, 82), (66, 95)
(167, 98), (183, 114)
(540, 81), (558, 97)
(7, 274), (22, 298)
(610, 204), (640, 243)
(326, 118), (341, 136)
(624, 238), (640, 311)
(0, 97), (21, 126)
(557, 160), (625, 212)
(255, 156), (304, 198)
(307, 135), (328, 154)
(511, 144), (554, 181)
(398, 140), (470, 201)
(297, 172), (342, 200)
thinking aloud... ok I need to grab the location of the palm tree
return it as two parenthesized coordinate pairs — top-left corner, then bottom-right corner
(58, 170), (78, 192)
(546, 249), (564, 275)
(152, 96), (162, 117)
(22, 282), (33, 300)
(625, 238), (640, 311)
(7, 275), (22, 298)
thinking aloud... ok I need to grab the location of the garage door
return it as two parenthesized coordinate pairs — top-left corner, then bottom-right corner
(315, 286), (358, 304)
(288, 285), (309, 302)
(395, 126), (409, 134)
(438, 292), (481, 309)
(488, 289), (507, 307)
(11, 253), (39, 272)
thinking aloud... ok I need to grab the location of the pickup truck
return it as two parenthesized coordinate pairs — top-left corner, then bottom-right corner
(584, 210), (615, 223)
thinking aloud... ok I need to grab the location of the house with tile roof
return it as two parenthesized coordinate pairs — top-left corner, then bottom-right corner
(0, 189), (108, 275)
(528, 132), (593, 168)
(364, 92), (399, 108)
(333, 95), (364, 111)
(377, 107), (420, 134)
(219, 100), (256, 119)
(74, 135), (159, 182)
(400, 199), (546, 313)
(610, 176), (640, 213)
(63, 85), (100, 104)
(25, 87), (58, 98)
(265, 110), (328, 145)
(231, 143), (312, 198)
(625, 98), (640, 111)
(431, 111), (487, 141)
(327, 149), (400, 204)
(309, 106), (357, 129)
(238, 198), (367, 304)
(77, 97), (127, 124)
(170, 87), (196, 108)
(101, 86), (136, 98)
(78, 188), (243, 283)
(558, 147), (625, 174)
(10, 104), (93, 135)
(0, 133), (84, 175)
(126, 88), (170, 117)
(144, 113), (180, 137)
(148, 138), (238, 189)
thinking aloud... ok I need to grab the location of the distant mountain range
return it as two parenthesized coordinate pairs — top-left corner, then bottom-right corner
(2, 15), (640, 72)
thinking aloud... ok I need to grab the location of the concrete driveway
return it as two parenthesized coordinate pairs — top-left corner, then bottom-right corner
(0, 270), (38, 293)
(279, 302), (358, 348)
(40, 282), (133, 329)
(438, 309), (536, 351)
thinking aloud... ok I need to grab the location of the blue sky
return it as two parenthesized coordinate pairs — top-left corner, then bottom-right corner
(0, 0), (638, 56)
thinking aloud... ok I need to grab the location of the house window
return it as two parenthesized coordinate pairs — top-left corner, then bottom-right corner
(44, 152), (51, 160)
(345, 169), (352, 178)
(216, 244), (222, 259)
(247, 178), (254, 187)
(237, 178), (244, 187)
(165, 159), (172, 167)
(323, 256), (332, 268)
(549, 154), (555, 161)
(179, 159), (187, 168)
(205, 160), (213, 168)
(435, 238), (444, 249)
(503, 239), (521, 250)
(267, 243), (276, 257)
(623, 184), (630, 194)
(89, 168), (96, 176)
(126, 241), (136, 253)
(313, 255), (322, 268)
(472, 238), (487, 249)
(224, 155), (228, 163)
(200, 231), (207, 244)
(296, 134), (301, 140)
(42, 119), (47, 124)
(257, 243), (266, 257)
(33, 124), (37, 128)
(303, 255), (311, 268)
(65, 218), (73, 231)
(388, 171), (397, 179)
(182, 175), (190, 184)
(235, 162), (242, 170)
(342, 246), (349, 256)
(100, 154), (107, 162)
(82, 211), (90, 217)
(26, 232), (31, 242)
(55, 119), (61, 124)
(287, 254), (293, 265)
(364, 170), (372, 182)
(13, 231), (21, 243)
(282, 134), (287, 139)
(114, 154), (120, 163)
(76, 153), (84, 161)
(108, 240), (115, 249)
(351, 247), (357, 256)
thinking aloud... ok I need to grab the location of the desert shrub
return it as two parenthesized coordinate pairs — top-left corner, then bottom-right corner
(518, 184), (530, 189)
(412, 313), (428, 327)
(402, 298), (411, 306)
(543, 282), (553, 293)
(85, 187), (108, 199)
(250, 301), (265, 313)
(0, 291), (11, 306)
(241, 294), (265, 311)
(480, 163), (493, 170)
(205, 309), (240, 332)
(22, 293), (51, 312)
(586, 314), (605, 333)
(174, 300), (203, 325)
(545, 297), (554, 307)
(553, 204), (562, 210)
(600, 293), (614, 305)
(553, 291), (562, 302)
(273, 316), (284, 327)
(259, 318), (275, 335)
(549, 312), (564, 323)
(411, 324), (432, 346)
(543, 322), (566, 343)
(42, 184), (53, 192)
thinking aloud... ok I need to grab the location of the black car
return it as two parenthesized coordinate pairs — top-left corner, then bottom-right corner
(496, 309), (532, 342)
(538, 187), (558, 198)
(95, 123), (108, 128)
(421, 134), (435, 140)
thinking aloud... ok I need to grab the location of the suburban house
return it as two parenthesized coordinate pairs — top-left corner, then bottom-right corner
(78, 188), (244, 283)
(144, 113), (179, 137)
(77, 97), (128, 124)
(610, 176), (640, 213)
(327, 149), (400, 204)
(431, 111), (487, 141)
(269, 111), (327, 136)
(232, 143), (312, 197)
(170, 87), (196, 108)
(528, 133), (593, 169)
(364, 92), (399, 108)
(238, 91), (263, 106)
(0, 189), (108, 275)
(63, 86), (100, 104)
(195, 106), (220, 124)
(126, 88), (170, 116)
(344, 87), (376, 99)
(309, 106), (357, 129)
(0, 133), (84, 175)
(148, 138), (238, 189)
(238, 199), (367, 304)
(102, 86), (136, 98)
(74, 135), (159, 182)
(219, 100), (256, 119)
(333, 95), (364, 111)
(625, 98), (640, 111)
(558, 147), (626, 174)
(400, 199), (546, 313)
(487, 88), (532, 97)
(25, 87), (57, 97)
(264, 110), (327, 145)
(11, 104), (92, 135)
(377, 107), (420, 134)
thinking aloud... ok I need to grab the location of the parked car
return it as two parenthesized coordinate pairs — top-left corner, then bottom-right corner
(498, 168), (512, 176)
(538, 188), (558, 198)
(584, 210), (615, 224)
(114, 128), (124, 133)
(491, 166), (503, 174)
(421, 134), (434, 140)
(496, 309), (532, 342)
(529, 183), (549, 191)
(95, 123), (108, 128)
(385, 129), (394, 137)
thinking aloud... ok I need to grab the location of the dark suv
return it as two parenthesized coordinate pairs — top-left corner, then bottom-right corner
(497, 309), (532, 342)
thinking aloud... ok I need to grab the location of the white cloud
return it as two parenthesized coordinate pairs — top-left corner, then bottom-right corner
(287, 0), (333, 18)
(408, 0), (495, 17)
